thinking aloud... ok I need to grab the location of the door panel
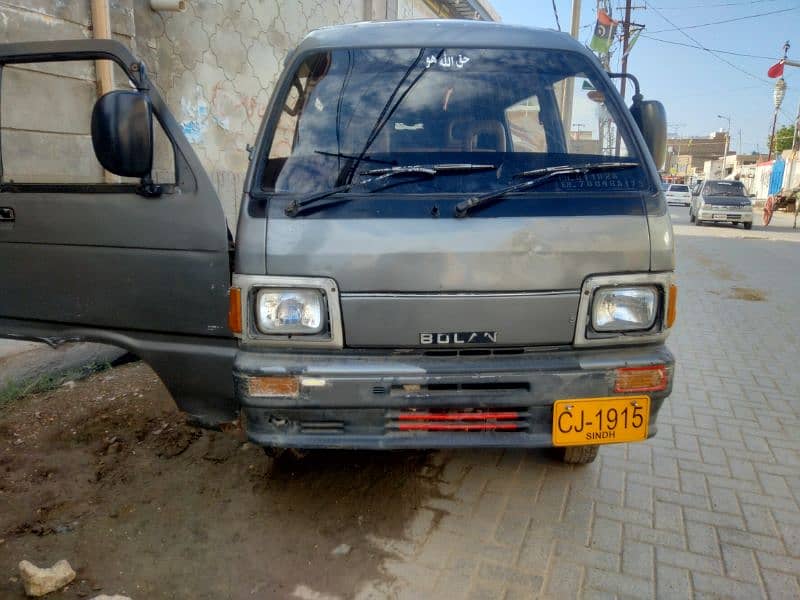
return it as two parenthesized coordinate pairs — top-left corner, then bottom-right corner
(0, 40), (234, 423)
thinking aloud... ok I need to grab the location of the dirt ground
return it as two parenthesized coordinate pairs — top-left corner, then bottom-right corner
(0, 362), (444, 599)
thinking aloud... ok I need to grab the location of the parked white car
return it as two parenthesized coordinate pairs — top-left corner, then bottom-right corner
(665, 183), (691, 206)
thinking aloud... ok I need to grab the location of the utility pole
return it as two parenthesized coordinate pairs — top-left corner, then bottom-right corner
(619, 0), (633, 101)
(615, 1), (644, 153)
(560, 0), (582, 136)
(717, 114), (731, 175)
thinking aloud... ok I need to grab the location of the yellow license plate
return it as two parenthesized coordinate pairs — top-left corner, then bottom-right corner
(552, 396), (650, 446)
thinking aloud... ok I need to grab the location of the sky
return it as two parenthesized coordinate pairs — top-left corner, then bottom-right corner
(491, 0), (800, 155)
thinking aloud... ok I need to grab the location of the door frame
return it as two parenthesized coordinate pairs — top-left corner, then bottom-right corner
(0, 40), (237, 426)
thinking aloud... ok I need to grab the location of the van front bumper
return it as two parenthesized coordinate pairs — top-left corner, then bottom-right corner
(234, 345), (674, 449)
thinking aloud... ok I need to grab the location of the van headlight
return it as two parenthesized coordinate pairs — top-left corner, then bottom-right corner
(255, 289), (326, 334)
(592, 286), (657, 332)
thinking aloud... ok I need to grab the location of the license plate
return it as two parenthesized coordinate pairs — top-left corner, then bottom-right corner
(552, 396), (649, 446)
(713, 213), (726, 219)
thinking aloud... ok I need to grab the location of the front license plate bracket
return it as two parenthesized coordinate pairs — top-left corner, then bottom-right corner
(552, 396), (650, 446)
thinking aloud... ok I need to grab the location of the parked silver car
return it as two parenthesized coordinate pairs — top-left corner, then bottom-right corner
(690, 180), (753, 229)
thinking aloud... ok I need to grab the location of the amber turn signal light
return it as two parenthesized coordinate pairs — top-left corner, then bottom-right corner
(228, 286), (242, 334)
(666, 284), (677, 328)
(615, 365), (668, 393)
(248, 376), (300, 398)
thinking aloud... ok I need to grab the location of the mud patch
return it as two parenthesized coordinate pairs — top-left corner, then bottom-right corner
(0, 362), (442, 599)
(728, 287), (767, 301)
(695, 254), (737, 281)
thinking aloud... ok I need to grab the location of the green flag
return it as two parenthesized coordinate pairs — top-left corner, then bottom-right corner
(622, 27), (643, 59)
(590, 10), (617, 54)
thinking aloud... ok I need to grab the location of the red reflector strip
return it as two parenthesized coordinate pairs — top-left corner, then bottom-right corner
(398, 423), (521, 431)
(398, 411), (520, 421)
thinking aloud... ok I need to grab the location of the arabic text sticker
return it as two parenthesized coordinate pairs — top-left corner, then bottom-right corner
(426, 53), (470, 69)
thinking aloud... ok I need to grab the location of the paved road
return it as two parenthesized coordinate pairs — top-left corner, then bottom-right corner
(359, 207), (800, 599)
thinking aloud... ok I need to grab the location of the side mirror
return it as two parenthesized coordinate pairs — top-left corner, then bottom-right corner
(630, 97), (667, 170)
(91, 91), (153, 178)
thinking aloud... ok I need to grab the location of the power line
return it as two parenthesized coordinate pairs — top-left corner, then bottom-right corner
(640, 35), (779, 60)
(642, 1), (771, 85)
(648, 6), (799, 34)
(551, 0), (562, 31)
(647, 0), (779, 9)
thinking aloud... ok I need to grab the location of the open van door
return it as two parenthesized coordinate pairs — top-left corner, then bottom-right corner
(0, 41), (236, 425)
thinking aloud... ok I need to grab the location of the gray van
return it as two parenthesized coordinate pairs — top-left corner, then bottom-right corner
(0, 21), (674, 463)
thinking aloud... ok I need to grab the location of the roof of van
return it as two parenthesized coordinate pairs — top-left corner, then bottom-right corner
(295, 19), (592, 57)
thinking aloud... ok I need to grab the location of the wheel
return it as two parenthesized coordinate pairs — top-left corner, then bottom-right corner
(695, 217), (703, 226)
(559, 445), (599, 464)
(744, 222), (752, 230)
(689, 210), (695, 223)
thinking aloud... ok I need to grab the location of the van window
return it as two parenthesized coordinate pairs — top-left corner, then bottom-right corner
(0, 61), (174, 186)
(260, 48), (643, 194)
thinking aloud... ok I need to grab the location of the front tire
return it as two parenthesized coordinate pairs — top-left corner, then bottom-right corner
(559, 445), (599, 464)
(744, 222), (752, 230)
(695, 217), (703, 226)
(689, 210), (696, 223)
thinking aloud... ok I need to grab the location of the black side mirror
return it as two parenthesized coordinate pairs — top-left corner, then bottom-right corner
(91, 91), (153, 178)
(630, 97), (667, 170)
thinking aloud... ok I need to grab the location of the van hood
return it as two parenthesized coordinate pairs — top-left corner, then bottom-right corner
(264, 194), (652, 347)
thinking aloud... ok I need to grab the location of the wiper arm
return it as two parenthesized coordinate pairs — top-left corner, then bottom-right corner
(313, 150), (397, 165)
(454, 161), (640, 218)
(285, 169), (434, 217)
(361, 163), (497, 176)
(513, 161), (640, 179)
(285, 163), (498, 217)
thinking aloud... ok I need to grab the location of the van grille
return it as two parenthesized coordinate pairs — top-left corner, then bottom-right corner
(386, 407), (529, 432)
(421, 347), (527, 357)
(389, 382), (530, 396)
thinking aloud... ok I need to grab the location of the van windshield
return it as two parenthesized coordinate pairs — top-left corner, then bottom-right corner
(260, 48), (645, 194)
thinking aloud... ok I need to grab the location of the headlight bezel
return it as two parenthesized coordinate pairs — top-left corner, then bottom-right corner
(255, 288), (327, 335)
(232, 274), (344, 348)
(591, 285), (659, 333)
(574, 273), (674, 347)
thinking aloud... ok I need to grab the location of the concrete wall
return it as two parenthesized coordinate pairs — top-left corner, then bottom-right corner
(129, 0), (366, 230)
(0, 1), (135, 183)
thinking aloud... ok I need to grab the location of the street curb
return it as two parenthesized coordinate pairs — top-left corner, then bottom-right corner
(0, 340), (126, 389)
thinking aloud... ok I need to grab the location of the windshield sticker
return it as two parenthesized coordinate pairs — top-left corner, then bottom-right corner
(394, 122), (424, 131)
(426, 53), (470, 69)
(557, 172), (644, 190)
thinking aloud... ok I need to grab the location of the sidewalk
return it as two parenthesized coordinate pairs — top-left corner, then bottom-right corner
(0, 339), (124, 389)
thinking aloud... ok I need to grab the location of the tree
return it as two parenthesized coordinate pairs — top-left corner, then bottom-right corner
(769, 125), (795, 154)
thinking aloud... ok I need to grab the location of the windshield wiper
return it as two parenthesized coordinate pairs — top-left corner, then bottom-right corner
(454, 161), (640, 218)
(285, 163), (498, 217)
(361, 163), (497, 176)
(313, 150), (397, 165)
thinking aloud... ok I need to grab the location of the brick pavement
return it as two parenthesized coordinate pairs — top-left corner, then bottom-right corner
(357, 210), (800, 599)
